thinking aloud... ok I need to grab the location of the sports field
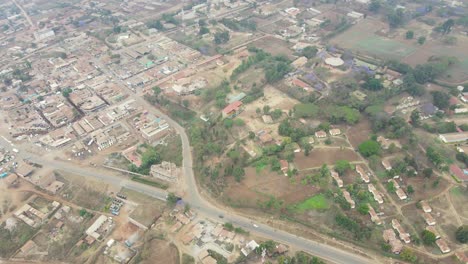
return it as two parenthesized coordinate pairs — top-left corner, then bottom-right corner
(330, 19), (416, 60)
(330, 19), (468, 83)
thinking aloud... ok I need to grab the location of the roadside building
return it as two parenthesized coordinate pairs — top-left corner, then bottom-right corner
(15, 162), (35, 177)
(241, 240), (259, 256)
(150, 161), (179, 182)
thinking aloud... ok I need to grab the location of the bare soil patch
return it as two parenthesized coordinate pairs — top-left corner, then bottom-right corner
(294, 149), (360, 170)
(346, 119), (372, 148)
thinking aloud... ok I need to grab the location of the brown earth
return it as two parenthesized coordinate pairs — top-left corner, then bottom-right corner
(294, 149), (360, 170)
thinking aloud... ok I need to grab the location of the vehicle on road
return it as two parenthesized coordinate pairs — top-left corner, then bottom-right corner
(253, 224), (259, 228)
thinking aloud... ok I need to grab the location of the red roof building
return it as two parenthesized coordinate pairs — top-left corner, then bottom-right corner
(292, 78), (310, 90)
(450, 164), (468, 182)
(222, 101), (243, 118)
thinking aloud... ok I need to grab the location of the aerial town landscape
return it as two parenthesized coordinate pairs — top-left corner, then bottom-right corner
(0, 0), (468, 263)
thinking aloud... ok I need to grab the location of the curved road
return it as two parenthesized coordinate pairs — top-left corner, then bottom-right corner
(0, 92), (375, 263)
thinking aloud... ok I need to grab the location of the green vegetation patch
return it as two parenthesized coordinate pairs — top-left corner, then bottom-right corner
(295, 194), (329, 212)
(131, 176), (169, 189)
(451, 186), (463, 197)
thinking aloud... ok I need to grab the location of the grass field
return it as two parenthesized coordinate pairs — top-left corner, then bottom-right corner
(330, 19), (416, 60)
(295, 194), (329, 212)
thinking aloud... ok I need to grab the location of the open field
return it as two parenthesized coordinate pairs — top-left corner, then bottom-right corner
(330, 19), (416, 60)
(56, 171), (113, 211)
(249, 36), (294, 59)
(222, 167), (319, 207)
(141, 239), (179, 264)
(294, 149), (360, 170)
(330, 19), (468, 83)
(449, 186), (468, 219)
(295, 194), (330, 212)
(346, 119), (372, 148)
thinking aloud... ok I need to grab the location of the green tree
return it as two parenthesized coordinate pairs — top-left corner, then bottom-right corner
(223, 119), (234, 128)
(248, 131), (255, 139)
(441, 19), (455, 34)
(400, 248), (418, 263)
(422, 230), (436, 245)
(301, 46), (318, 59)
(406, 30), (414, 39)
(166, 193), (179, 206)
(335, 160), (351, 175)
(407, 185), (414, 194)
(417, 36), (426, 45)
(214, 31), (230, 44)
(369, 0), (381, 12)
(456, 225), (468, 243)
(62, 87), (73, 97)
(410, 110), (421, 127)
(233, 167), (245, 182)
(199, 26), (210, 35)
(357, 203), (369, 215)
(423, 168), (433, 178)
(388, 8), (405, 28)
(363, 78), (383, 91)
(358, 140), (381, 157)
(431, 91), (450, 109)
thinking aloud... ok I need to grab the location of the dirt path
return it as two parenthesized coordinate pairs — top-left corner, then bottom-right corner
(11, 0), (34, 28)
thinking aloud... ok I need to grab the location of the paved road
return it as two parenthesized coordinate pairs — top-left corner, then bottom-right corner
(0, 70), (375, 264)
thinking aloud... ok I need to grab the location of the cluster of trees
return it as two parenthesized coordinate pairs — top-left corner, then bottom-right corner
(426, 146), (444, 168)
(363, 78), (383, 91)
(276, 252), (325, 264)
(335, 214), (371, 240)
(231, 47), (292, 84)
(214, 31), (230, 44)
(129, 146), (162, 175)
(219, 18), (256, 31)
(358, 140), (381, 157)
(61, 87), (73, 98)
(294, 103), (360, 125)
(300, 46), (318, 59)
(456, 225), (468, 243)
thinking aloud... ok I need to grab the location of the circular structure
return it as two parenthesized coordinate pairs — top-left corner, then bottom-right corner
(325, 57), (344, 67)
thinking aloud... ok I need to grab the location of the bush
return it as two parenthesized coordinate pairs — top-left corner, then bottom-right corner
(456, 225), (468, 243)
(358, 140), (381, 157)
